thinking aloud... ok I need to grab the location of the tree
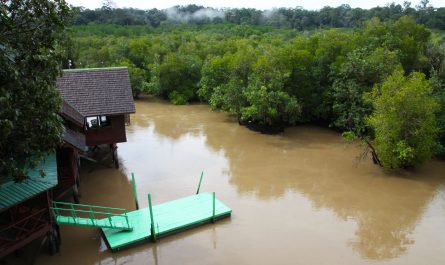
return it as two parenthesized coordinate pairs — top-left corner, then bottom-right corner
(159, 52), (202, 104)
(206, 43), (259, 115)
(331, 48), (399, 134)
(0, 0), (72, 180)
(363, 16), (431, 73)
(366, 68), (439, 168)
(240, 51), (301, 126)
(120, 60), (149, 99)
(241, 79), (301, 126)
(147, 54), (161, 96)
(430, 69), (445, 158)
(198, 55), (231, 102)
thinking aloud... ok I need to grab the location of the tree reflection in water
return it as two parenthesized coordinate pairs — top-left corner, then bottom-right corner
(130, 98), (445, 261)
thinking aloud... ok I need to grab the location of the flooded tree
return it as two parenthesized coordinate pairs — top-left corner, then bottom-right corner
(367, 68), (439, 168)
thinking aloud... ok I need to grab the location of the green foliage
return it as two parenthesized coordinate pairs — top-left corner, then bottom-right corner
(363, 16), (431, 73)
(331, 48), (400, 134)
(159, 53), (202, 104)
(118, 58), (149, 98)
(430, 69), (445, 158)
(367, 68), (439, 168)
(209, 79), (246, 114)
(168, 91), (188, 105)
(282, 47), (317, 121)
(0, 0), (71, 180)
(198, 55), (232, 102)
(147, 54), (161, 96)
(204, 43), (259, 114)
(239, 50), (301, 125)
(69, 16), (445, 167)
(241, 84), (301, 126)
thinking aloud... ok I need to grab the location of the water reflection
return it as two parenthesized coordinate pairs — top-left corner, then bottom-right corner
(134, 98), (444, 261)
(129, 101), (204, 141)
(10, 97), (442, 265)
(205, 125), (443, 259)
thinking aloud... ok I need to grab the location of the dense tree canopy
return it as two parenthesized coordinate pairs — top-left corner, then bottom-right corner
(71, 2), (445, 30)
(0, 0), (71, 180)
(68, 11), (445, 169)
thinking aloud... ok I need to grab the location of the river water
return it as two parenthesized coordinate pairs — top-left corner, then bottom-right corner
(21, 98), (445, 264)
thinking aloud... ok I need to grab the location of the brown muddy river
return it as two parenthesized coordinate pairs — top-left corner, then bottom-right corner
(18, 98), (445, 264)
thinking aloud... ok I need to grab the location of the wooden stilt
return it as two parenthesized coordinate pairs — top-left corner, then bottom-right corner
(30, 235), (48, 265)
(73, 184), (80, 204)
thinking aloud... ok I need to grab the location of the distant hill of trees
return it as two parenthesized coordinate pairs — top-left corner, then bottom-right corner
(71, 1), (445, 30)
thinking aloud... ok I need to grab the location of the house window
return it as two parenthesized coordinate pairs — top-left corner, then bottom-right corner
(86, 116), (111, 129)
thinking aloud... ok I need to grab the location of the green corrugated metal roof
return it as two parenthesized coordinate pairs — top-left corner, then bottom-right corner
(0, 154), (58, 211)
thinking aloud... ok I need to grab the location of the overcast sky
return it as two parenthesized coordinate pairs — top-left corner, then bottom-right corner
(66, 0), (445, 10)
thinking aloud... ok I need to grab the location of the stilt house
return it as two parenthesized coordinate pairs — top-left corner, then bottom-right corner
(56, 67), (135, 168)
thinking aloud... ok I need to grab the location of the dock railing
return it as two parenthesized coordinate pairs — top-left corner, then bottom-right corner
(51, 201), (132, 231)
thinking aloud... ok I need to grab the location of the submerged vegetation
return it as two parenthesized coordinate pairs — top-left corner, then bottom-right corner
(67, 3), (445, 169)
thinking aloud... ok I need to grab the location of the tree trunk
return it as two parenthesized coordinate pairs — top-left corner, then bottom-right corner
(364, 138), (382, 167)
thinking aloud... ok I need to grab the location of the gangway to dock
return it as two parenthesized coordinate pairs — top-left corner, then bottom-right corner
(51, 201), (133, 231)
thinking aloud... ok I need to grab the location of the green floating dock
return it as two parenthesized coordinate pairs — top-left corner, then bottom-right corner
(101, 192), (231, 251)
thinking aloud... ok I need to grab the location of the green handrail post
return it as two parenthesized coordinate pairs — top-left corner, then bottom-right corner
(131, 172), (139, 210)
(125, 213), (131, 230)
(148, 193), (156, 242)
(52, 203), (59, 216)
(212, 192), (216, 223)
(71, 204), (77, 224)
(196, 171), (204, 194)
(89, 206), (95, 225)
(107, 208), (112, 226)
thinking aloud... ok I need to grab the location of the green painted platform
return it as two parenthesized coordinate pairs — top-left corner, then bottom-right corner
(101, 192), (231, 251)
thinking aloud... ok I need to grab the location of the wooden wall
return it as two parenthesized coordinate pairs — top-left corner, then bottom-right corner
(85, 115), (127, 146)
(0, 192), (52, 258)
(54, 147), (79, 199)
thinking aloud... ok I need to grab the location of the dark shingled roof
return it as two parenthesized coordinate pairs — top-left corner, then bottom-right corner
(57, 67), (136, 117)
(63, 127), (86, 152)
(60, 100), (84, 127)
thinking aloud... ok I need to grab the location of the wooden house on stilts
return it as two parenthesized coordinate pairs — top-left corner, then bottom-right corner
(57, 67), (136, 169)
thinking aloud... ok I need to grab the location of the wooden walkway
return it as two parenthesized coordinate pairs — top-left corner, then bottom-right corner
(101, 192), (231, 251)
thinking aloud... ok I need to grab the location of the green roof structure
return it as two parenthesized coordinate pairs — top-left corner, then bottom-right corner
(0, 154), (58, 211)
